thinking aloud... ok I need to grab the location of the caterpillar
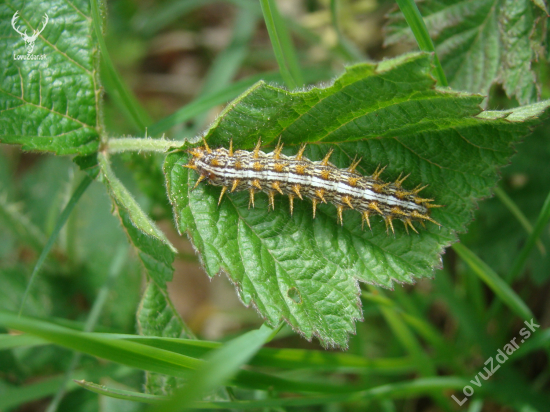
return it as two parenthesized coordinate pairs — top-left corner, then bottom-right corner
(185, 139), (441, 233)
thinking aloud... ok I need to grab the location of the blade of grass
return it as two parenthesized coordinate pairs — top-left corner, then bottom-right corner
(394, 0), (448, 86)
(99, 60), (146, 133)
(91, 0), (152, 132)
(452, 243), (533, 321)
(80, 376), (471, 408)
(487, 190), (550, 319)
(0, 333), (47, 350)
(1, 310), (201, 378)
(77, 380), (168, 404)
(18, 174), (93, 316)
(135, 0), (218, 36)
(259, 0), (297, 89)
(0, 312), (356, 394)
(494, 186), (545, 255)
(199, 9), (257, 97)
(506, 190), (550, 282)
(45, 244), (129, 412)
(93, 333), (416, 373)
(149, 323), (281, 412)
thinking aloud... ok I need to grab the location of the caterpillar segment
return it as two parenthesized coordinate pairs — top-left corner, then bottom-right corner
(185, 139), (442, 233)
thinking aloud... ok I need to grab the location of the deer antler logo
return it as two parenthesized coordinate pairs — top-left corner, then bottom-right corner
(11, 11), (49, 54)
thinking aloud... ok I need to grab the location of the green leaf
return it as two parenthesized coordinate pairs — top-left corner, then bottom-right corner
(385, 0), (546, 105)
(99, 153), (176, 288)
(0, 311), (356, 394)
(137, 281), (194, 396)
(452, 243), (533, 321)
(98, 153), (188, 395)
(92, 334), (415, 372)
(164, 53), (550, 348)
(0, 0), (100, 154)
(151, 324), (276, 412)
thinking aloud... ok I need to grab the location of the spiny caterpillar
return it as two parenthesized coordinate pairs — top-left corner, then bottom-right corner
(185, 139), (442, 233)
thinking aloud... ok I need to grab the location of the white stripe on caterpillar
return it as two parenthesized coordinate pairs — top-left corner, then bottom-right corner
(185, 139), (441, 233)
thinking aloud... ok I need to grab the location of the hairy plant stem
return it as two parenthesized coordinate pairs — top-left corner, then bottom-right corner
(107, 137), (186, 153)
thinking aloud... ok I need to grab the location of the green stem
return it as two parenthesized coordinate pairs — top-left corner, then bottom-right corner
(90, 0), (152, 131)
(107, 137), (185, 153)
(506, 190), (550, 282)
(395, 0), (448, 87)
(79, 376), (470, 408)
(19, 175), (93, 316)
(495, 186), (545, 255)
(269, 0), (304, 86)
(259, 0), (297, 89)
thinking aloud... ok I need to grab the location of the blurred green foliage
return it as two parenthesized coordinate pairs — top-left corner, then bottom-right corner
(0, 0), (549, 411)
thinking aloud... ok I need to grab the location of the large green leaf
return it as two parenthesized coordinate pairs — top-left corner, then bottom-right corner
(164, 53), (550, 347)
(385, 0), (546, 105)
(0, 0), (100, 154)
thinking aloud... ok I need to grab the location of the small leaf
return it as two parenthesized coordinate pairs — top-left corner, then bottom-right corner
(99, 153), (176, 287)
(385, 0), (545, 105)
(0, 0), (100, 154)
(137, 281), (195, 395)
(165, 53), (550, 347)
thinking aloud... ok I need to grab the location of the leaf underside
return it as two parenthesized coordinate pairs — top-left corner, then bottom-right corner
(165, 53), (550, 347)
(384, 0), (546, 106)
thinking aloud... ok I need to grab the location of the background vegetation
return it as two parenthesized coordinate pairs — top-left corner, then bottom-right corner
(0, 0), (549, 411)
